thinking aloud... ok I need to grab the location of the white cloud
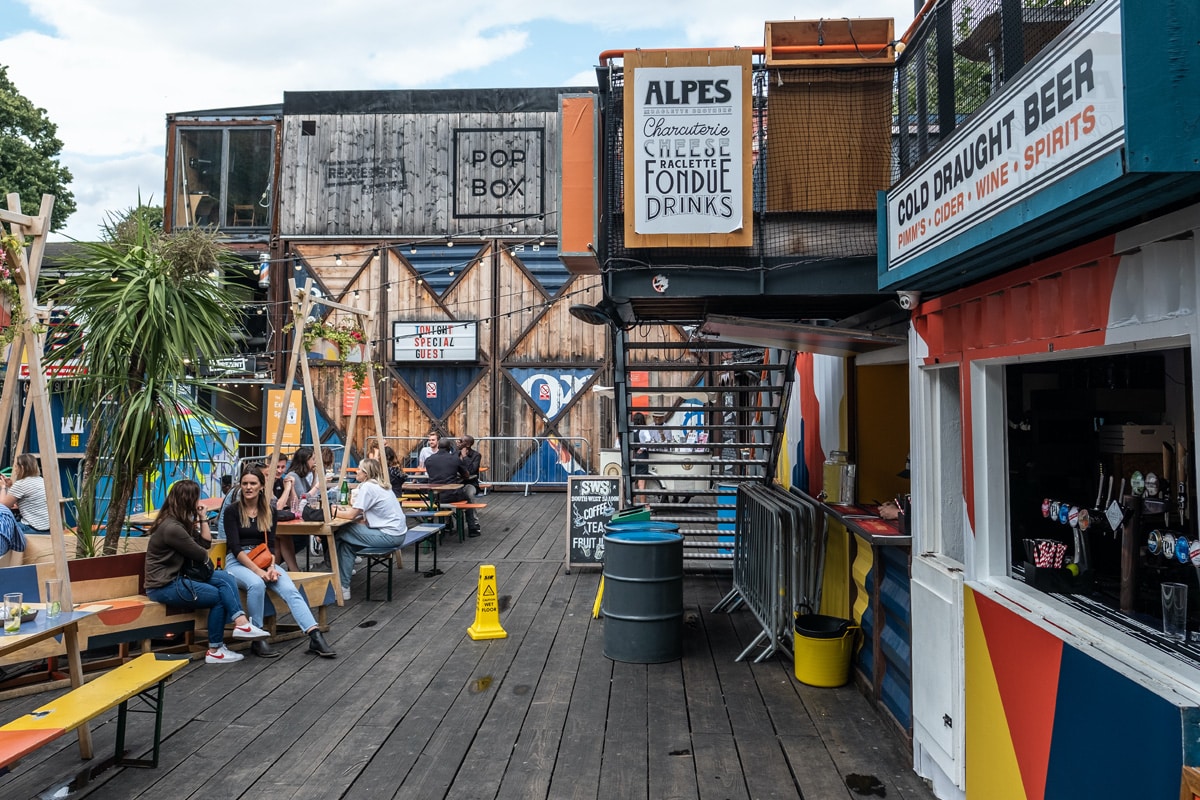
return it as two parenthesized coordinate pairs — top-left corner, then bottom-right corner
(1, 0), (915, 240)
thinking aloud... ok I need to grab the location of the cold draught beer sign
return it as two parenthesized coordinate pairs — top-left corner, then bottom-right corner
(627, 53), (749, 239)
(885, 0), (1124, 272)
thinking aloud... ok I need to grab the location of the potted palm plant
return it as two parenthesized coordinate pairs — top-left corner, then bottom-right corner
(47, 206), (245, 554)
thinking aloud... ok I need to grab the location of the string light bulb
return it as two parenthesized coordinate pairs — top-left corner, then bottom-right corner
(410, 245), (417, 255)
(446, 241), (453, 248)
(335, 254), (343, 266)
(57, 275), (66, 285)
(109, 272), (119, 282)
(293, 260), (302, 271)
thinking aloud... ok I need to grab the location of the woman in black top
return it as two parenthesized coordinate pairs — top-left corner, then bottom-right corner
(222, 467), (335, 658)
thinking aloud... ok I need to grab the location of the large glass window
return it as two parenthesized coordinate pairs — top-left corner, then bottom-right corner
(1004, 348), (1196, 655)
(173, 126), (273, 230)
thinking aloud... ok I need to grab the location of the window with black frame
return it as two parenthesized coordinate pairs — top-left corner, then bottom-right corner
(173, 126), (273, 231)
(1006, 349), (1199, 656)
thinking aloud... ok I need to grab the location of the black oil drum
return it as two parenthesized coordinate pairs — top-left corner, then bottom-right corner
(602, 523), (683, 663)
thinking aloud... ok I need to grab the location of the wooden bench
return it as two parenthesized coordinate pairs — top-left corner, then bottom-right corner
(0, 552), (336, 680)
(357, 523), (445, 600)
(0, 653), (189, 772)
(446, 502), (487, 542)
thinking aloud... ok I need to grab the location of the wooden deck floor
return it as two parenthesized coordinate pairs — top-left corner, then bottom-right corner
(0, 491), (935, 800)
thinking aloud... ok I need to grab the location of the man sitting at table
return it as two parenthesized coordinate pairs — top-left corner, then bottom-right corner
(424, 437), (480, 537)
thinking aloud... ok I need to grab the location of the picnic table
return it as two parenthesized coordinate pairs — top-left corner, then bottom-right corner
(0, 607), (97, 758)
(404, 483), (463, 512)
(275, 517), (351, 604)
(127, 497), (223, 533)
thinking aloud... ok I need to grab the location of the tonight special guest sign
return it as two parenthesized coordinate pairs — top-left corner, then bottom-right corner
(392, 321), (477, 362)
(625, 50), (752, 246)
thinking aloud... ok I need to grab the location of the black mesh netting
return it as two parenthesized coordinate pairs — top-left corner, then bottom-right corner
(895, 0), (1097, 179)
(599, 63), (891, 269)
(598, 0), (1098, 271)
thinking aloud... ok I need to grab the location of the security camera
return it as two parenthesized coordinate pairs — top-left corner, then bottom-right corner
(897, 291), (921, 310)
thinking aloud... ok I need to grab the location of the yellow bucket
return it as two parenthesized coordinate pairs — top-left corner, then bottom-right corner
(793, 614), (857, 687)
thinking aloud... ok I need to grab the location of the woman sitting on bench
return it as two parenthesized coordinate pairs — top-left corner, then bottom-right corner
(329, 458), (408, 601)
(144, 480), (269, 665)
(223, 466), (336, 659)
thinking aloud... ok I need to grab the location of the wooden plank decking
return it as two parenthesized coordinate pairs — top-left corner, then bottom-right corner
(0, 491), (935, 800)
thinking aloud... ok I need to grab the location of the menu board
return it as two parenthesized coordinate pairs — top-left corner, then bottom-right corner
(565, 476), (620, 572)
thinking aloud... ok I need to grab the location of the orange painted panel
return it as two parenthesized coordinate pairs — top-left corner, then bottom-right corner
(1005, 283), (1031, 345)
(918, 239), (1119, 364)
(559, 94), (600, 274)
(973, 590), (1063, 800)
(0, 727), (64, 766)
(97, 599), (151, 626)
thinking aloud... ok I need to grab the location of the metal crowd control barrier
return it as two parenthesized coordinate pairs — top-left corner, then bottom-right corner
(364, 435), (592, 494)
(240, 435), (593, 493)
(712, 484), (826, 663)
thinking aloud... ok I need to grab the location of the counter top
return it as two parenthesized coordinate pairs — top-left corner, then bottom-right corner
(818, 502), (911, 546)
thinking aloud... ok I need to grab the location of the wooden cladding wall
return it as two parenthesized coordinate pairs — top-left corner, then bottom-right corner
(279, 112), (564, 238)
(287, 241), (609, 476)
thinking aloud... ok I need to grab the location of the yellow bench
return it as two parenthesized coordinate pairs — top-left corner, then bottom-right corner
(0, 653), (189, 771)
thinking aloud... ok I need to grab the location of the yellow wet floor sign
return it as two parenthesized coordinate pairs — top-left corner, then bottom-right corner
(467, 564), (508, 640)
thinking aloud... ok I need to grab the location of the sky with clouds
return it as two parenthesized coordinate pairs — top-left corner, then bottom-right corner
(0, 0), (916, 240)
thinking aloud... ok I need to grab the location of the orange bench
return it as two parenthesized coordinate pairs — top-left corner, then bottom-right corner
(446, 502), (487, 542)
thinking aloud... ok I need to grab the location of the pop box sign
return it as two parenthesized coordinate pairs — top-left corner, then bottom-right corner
(392, 321), (478, 362)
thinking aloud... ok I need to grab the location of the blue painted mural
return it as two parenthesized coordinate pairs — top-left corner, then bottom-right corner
(510, 367), (594, 421)
(395, 365), (484, 421)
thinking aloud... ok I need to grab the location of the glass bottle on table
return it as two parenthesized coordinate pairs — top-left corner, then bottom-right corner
(338, 478), (350, 505)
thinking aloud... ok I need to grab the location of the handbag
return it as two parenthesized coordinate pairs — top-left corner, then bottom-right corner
(181, 557), (214, 582)
(275, 508), (296, 522)
(247, 542), (273, 569)
(301, 503), (326, 522)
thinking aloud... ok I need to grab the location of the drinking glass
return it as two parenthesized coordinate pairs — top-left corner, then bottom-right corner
(1161, 582), (1189, 642)
(44, 578), (63, 620)
(3, 592), (22, 634)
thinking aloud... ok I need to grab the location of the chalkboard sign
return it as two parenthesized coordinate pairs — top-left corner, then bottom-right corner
(565, 475), (620, 572)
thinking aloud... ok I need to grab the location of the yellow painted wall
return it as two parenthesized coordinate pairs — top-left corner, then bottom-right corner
(854, 363), (910, 505)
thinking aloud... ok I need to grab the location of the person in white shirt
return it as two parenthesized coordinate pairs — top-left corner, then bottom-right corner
(329, 458), (407, 600)
(417, 431), (440, 469)
(1, 454), (51, 535)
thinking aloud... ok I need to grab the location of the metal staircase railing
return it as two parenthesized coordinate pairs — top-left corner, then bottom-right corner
(614, 337), (794, 561)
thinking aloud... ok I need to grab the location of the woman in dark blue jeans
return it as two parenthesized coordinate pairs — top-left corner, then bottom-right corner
(144, 480), (268, 664)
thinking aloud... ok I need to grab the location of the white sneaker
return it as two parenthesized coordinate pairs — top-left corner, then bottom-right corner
(231, 622), (270, 640)
(206, 645), (244, 664)
(342, 587), (351, 601)
(355, 556), (364, 564)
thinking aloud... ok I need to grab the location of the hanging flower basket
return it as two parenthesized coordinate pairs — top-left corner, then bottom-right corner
(289, 317), (372, 389)
(0, 233), (25, 347)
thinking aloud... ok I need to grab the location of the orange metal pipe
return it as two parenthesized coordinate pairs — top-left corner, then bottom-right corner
(899, 0), (939, 44)
(598, 46), (763, 64)
(772, 43), (892, 53)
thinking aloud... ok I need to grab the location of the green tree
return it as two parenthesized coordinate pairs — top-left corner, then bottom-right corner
(0, 65), (76, 231)
(47, 210), (244, 553)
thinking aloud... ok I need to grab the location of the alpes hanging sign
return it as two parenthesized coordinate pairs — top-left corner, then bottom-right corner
(624, 49), (753, 248)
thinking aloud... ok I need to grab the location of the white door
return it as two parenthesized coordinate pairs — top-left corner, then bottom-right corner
(909, 362), (966, 792)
